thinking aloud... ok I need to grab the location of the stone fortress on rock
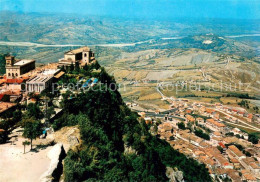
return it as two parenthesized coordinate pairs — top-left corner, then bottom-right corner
(58, 46), (96, 69)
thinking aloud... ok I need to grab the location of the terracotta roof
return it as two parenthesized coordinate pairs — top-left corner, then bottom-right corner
(243, 173), (256, 181)
(248, 114), (253, 119)
(242, 157), (255, 164)
(213, 131), (222, 136)
(206, 119), (226, 127)
(200, 141), (209, 148)
(218, 142), (226, 149)
(206, 108), (215, 114)
(185, 109), (192, 114)
(161, 122), (173, 132)
(186, 114), (195, 122)
(174, 145), (184, 150)
(0, 102), (16, 113)
(249, 162), (260, 169)
(203, 147), (215, 158)
(241, 169), (250, 175)
(0, 94), (5, 101)
(206, 119), (215, 123)
(205, 158), (215, 166)
(161, 132), (174, 139)
(196, 117), (204, 121)
(194, 150), (205, 156)
(182, 149), (193, 156)
(216, 168), (227, 175)
(6, 78), (25, 84)
(223, 137), (234, 144)
(228, 145), (244, 158)
(230, 158), (239, 163)
(1, 90), (21, 96)
(0, 79), (6, 84)
(214, 154), (231, 167)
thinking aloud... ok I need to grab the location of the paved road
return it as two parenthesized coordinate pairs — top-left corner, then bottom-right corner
(223, 120), (260, 132)
(215, 108), (260, 132)
(157, 84), (260, 132)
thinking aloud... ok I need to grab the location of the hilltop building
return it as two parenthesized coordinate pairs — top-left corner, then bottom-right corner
(58, 46), (96, 69)
(26, 69), (63, 93)
(5, 56), (35, 78)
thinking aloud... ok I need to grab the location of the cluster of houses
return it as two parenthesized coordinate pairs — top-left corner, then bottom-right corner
(221, 106), (258, 124)
(137, 99), (260, 182)
(156, 121), (259, 181)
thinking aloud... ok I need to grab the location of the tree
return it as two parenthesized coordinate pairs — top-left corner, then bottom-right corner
(253, 106), (259, 113)
(69, 63), (74, 72)
(45, 106), (55, 122)
(225, 132), (234, 137)
(13, 110), (22, 123)
(248, 133), (259, 144)
(22, 140), (31, 154)
(217, 146), (224, 153)
(243, 150), (252, 157)
(187, 122), (193, 131)
(0, 129), (7, 144)
(235, 134), (241, 138)
(26, 103), (43, 119)
(0, 54), (7, 74)
(156, 119), (162, 126)
(23, 120), (42, 150)
(177, 122), (186, 130)
(75, 62), (80, 73)
(194, 128), (210, 140)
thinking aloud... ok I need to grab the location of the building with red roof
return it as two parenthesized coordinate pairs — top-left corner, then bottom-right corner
(219, 142), (226, 149)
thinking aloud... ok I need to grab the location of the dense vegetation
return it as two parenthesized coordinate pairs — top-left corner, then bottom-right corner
(0, 107), (22, 143)
(194, 128), (210, 140)
(226, 92), (255, 99)
(0, 54), (6, 74)
(51, 65), (211, 182)
(248, 133), (259, 144)
(177, 122), (186, 130)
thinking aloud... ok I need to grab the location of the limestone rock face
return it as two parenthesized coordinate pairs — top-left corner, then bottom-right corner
(67, 135), (79, 146)
(166, 167), (184, 182)
(175, 170), (184, 182)
(40, 143), (65, 182)
(54, 126), (81, 152)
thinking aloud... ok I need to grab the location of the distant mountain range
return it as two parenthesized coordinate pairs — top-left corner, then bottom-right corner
(132, 34), (258, 58)
(0, 11), (259, 44)
(0, 11), (259, 62)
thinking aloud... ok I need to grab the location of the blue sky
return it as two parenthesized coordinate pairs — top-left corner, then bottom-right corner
(0, 0), (259, 19)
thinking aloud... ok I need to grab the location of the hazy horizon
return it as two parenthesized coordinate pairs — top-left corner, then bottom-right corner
(0, 0), (259, 20)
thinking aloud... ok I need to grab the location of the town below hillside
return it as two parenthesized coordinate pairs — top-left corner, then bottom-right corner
(0, 47), (213, 182)
(0, 46), (259, 182)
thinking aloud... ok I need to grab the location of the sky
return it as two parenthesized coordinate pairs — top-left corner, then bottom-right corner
(0, 0), (259, 20)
